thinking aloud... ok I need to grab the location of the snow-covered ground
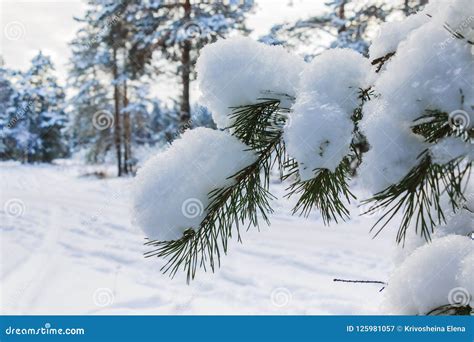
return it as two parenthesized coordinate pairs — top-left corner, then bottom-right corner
(0, 161), (396, 314)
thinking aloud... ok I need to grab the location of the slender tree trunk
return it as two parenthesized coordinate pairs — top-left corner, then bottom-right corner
(338, 0), (347, 33)
(122, 79), (132, 175)
(112, 46), (123, 177)
(180, 0), (191, 128)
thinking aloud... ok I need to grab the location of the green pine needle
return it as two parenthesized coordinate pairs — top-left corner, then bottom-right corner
(285, 157), (355, 224)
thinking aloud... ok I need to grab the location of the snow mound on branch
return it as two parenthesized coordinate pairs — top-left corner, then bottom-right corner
(457, 251), (474, 307)
(430, 137), (474, 164)
(369, 0), (471, 62)
(132, 127), (257, 241)
(382, 235), (473, 314)
(369, 12), (429, 62)
(284, 49), (370, 180)
(295, 49), (371, 115)
(360, 0), (474, 193)
(196, 36), (305, 129)
(464, 179), (474, 212)
(359, 103), (427, 192)
(285, 100), (352, 180)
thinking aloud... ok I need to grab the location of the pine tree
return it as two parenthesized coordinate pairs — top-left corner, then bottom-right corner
(71, 0), (136, 175)
(0, 61), (16, 159)
(126, 0), (254, 128)
(5, 52), (68, 163)
(68, 26), (113, 163)
(260, 0), (428, 58)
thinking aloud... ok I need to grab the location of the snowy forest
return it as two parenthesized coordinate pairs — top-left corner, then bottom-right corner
(1, 0), (473, 316)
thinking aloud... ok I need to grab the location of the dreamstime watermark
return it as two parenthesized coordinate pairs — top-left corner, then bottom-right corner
(448, 110), (471, 132)
(85, 14), (121, 48)
(448, 287), (470, 307)
(93, 287), (114, 307)
(92, 110), (114, 130)
(270, 287), (292, 307)
(358, 202), (384, 218)
(168, 118), (194, 143)
(6, 99), (34, 129)
(3, 21), (26, 41)
(439, 15), (474, 50)
(82, 188), (124, 228)
(181, 198), (204, 219)
(4, 322), (85, 336)
(180, 20), (203, 40)
(444, 192), (474, 223)
(3, 198), (26, 218)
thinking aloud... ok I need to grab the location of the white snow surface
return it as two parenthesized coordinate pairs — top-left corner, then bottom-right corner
(369, 12), (429, 61)
(132, 128), (256, 241)
(382, 235), (473, 314)
(196, 36), (305, 129)
(295, 49), (371, 117)
(457, 251), (474, 307)
(369, 0), (472, 62)
(0, 161), (400, 315)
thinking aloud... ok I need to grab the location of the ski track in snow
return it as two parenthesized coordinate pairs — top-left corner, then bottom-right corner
(0, 162), (396, 314)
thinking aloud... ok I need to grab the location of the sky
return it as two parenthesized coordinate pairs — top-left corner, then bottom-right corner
(0, 0), (325, 81)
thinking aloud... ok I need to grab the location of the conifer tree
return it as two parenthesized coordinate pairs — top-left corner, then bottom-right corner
(260, 0), (429, 58)
(68, 27), (113, 163)
(126, 0), (254, 128)
(71, 0), (140, 175)
(5, 52), (68, 163)
(0, 62), (16, 159)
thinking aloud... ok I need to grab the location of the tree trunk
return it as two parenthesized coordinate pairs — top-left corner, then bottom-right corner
(338, 0), (347, 33)
(180, 0), (192, 128)
(122, 79), (132, 175)
(112, 47), (123, 177)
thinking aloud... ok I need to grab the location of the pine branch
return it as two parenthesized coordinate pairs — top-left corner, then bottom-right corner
(412, 109), (472, 143)
(362, 152), (471, 244)
(229, 96), (295, 182)
(145, 98), (289, 282)
(351, 87), (375, 169)
(412, 110), (453, 143)
(363, 107), (472, 243)
(285, 157), (355, 224)
(333, 278), (387, 285)
(426, 304), (472, 316)
(371, 51), (395, 73)
(333, 278), (386, 292)
(284, 87), (373, 223)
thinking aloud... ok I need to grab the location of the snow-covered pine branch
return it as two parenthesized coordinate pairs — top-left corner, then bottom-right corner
(359, 0), (473, 243)
(132, 0), (473, 313)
